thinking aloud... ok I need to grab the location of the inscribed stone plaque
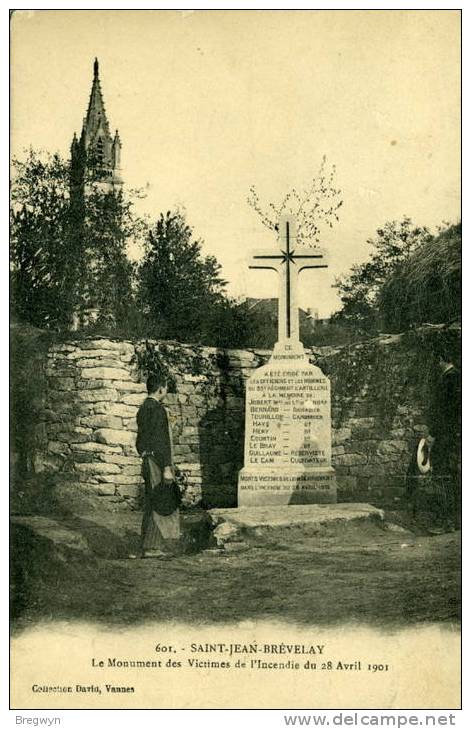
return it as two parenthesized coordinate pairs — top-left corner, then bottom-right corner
(238, 341), (336, 505)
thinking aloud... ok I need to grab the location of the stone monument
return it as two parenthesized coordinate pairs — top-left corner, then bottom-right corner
(238, 215), (337, 506)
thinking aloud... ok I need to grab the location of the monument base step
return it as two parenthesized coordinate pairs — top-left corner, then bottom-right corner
(209, 503), (384, 548)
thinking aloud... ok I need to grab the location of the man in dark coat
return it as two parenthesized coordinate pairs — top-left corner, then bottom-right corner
(135, 374), (181, 558)
(429, 345), (461, 529)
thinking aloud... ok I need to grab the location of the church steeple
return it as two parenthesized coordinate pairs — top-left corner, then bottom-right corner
(72, 58), (122, 191)
(69, 58), (124, 330)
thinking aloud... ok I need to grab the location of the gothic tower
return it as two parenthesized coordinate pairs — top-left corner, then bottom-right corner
(70, 58), (122, 193)
(69, 58), (123, 329)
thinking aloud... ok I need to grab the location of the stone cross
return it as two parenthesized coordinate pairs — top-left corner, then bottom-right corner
(249, 215), (328, 342)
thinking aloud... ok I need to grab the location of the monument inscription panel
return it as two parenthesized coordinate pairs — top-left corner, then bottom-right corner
(238, 344), (336, 506)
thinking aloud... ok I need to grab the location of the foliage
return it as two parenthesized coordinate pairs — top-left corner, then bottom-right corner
(10, 151), (261, 346)
(334, 218), (434, 333)
(302, 321), (368, 348)
(378, 223), (461, 332)
(81, 185), (143, 327)
(10, 150), (75, 328)
(10, 149), (142, 330)
(319, 340), (408, 429)
(198, 295), (269, 349)
(137, 210), (260, 347)
(137, 211), (224, 342)
(247, 156), (343, 245)
(10, 323), (52, 478)
(133, 340), (221, 398)
(317, 323), (461, 430)
(227, 298), (301, 349)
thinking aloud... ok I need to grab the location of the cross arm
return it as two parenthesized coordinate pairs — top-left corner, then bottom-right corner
(295, 246), (329, 273)
(248, 249), (284, 272)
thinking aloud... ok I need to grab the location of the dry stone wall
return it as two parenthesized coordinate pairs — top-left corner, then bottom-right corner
(316, 324), (460, 504)
(39, 339), (144, 508)
(28, 324), (459, 512)
(37, 338), (264, 510)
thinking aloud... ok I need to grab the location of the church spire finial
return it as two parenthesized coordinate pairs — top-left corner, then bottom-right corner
(94, 57), (99, 78)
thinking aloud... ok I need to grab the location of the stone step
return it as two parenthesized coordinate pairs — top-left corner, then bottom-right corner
(11, 504), (387, 562)
(209, 503), (384, 547)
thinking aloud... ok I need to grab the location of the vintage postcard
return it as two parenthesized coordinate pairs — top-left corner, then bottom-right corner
(10, 9), (461, 710)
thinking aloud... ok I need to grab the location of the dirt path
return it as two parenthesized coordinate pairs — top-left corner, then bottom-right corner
(11, 513), (460, 631)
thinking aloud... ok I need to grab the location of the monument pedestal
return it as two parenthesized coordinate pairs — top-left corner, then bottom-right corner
(237, 339), (337, 506)
(238, 215), (337, 507)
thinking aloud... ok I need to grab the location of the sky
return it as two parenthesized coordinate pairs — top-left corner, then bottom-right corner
(11, 9), (461, 316)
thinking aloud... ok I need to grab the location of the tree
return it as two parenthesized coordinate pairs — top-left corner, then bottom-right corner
(137, 211), (229, 343)
(199, 296), (267, 349)
(10, 150), (75, 328)
(10, 149), (141, 330)
(81, 184), (142, 328)
(334, 218), (434, 332)
(247, 156), (343, 245)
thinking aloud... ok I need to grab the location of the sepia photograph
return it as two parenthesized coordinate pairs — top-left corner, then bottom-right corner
(9, 8), (461, 710)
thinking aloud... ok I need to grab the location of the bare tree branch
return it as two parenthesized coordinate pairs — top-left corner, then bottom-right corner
(247, 156), (343, 245)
